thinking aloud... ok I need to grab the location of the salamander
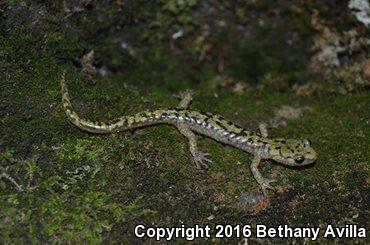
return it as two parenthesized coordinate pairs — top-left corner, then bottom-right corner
(61, 72), (317, 194)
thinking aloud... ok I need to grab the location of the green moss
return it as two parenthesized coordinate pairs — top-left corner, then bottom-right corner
(1, 0), (368, 243)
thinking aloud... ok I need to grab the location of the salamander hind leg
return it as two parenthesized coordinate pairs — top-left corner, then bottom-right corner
(176, 90), (194, 109)
(250, 156), (276, 196)
(177, 123), (213, 169)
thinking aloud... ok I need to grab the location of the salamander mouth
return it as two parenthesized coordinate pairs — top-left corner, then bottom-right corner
(306, 158), (317, 164)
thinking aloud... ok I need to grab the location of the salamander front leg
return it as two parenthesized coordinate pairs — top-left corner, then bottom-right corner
(259, 123), (268, 138)
(250, 156), (276, 195)
(177, 123), (213, 169)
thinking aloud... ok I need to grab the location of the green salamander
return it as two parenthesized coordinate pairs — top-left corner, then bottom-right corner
(61, 73), (317, 194)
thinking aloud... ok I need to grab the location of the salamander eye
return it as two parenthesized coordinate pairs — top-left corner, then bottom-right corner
(295, 156), (305, 164)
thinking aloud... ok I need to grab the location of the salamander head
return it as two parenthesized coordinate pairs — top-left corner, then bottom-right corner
(269, 139), (317, 166)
